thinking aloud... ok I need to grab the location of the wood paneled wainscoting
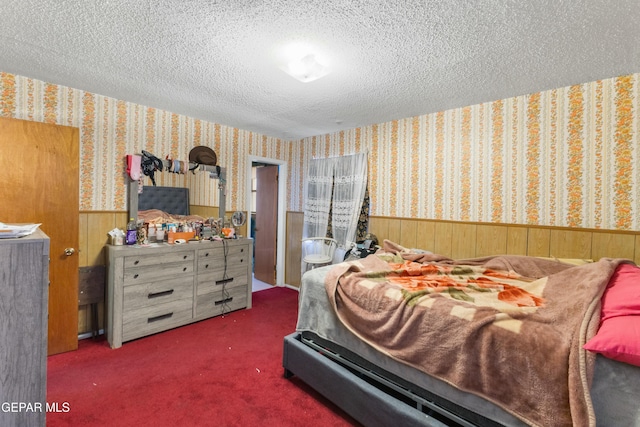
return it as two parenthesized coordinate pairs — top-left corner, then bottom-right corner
(77, 206), (243, 336)
(78, 211), (128, 336)
(284, 212), (640, 288)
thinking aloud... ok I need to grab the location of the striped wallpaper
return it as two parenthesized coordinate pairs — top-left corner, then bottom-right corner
(0, 72), (286, 212)
(1, 71), (638, 231)
(293, 73), (640, 231)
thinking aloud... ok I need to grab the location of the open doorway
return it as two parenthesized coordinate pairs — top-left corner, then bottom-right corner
(247, 155), (287, 289)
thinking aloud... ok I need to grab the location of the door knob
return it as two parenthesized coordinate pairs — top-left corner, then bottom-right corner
(64, 248), (75, 256)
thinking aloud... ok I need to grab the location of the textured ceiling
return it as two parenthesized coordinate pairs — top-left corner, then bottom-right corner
(1, 0), (639, 140)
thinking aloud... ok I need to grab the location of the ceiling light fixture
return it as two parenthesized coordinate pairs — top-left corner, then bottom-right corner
(282, 54), (330, 83)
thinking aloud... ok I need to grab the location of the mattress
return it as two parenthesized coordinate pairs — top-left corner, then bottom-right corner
(295, 265), (640, 426)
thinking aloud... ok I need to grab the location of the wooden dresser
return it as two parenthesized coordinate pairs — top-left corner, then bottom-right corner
(106, 238), (252, 348)
(0, 229), (49, 427)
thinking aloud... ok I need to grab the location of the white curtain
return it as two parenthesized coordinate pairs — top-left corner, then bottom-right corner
(302, 153), (368, 265)
(302, 158), (335, 239)
(331, 153), (368, 255)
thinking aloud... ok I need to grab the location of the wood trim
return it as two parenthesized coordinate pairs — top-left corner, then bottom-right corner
(369, 215), (640, 236)
(433, 221), (453, 256)
(284, 213), (639, 288)
(527, 228), (550, 257)
(506, 226), (528, 255)
(549, 229), (592, 259)
(83, 211), (639, 322)
(592, 233), (636, 261)
(285, 212), (304, 287)
(476, 224), (507, 257)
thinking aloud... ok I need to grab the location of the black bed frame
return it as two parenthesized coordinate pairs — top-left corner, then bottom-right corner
(283, 332), (499, 427)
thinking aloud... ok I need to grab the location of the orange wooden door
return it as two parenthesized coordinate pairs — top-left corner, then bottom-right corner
(254, 165), (278, 285)
(0, 117), (79, 355)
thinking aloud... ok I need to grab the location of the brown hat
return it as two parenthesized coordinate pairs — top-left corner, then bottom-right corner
(189, 146), (217, 166)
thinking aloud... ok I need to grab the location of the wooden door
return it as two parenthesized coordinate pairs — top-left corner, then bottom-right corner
(254, 165), (278, 285)
(0, 117), (79, 355)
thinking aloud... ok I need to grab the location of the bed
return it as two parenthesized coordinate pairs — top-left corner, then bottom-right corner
(283, 240), (640, 426)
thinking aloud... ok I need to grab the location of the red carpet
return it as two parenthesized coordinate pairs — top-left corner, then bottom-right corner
(46, 287), (359, 426)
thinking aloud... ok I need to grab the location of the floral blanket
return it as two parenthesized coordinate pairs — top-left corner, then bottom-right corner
(325, 240), (628, 427)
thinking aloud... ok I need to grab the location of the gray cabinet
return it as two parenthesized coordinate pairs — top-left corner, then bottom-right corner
(106, 238), (252, 348)
(0, 229), (49, 427)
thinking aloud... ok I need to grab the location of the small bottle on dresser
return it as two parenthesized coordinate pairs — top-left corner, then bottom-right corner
(126, 218), (137, 245)
(148, 223), (156, 243)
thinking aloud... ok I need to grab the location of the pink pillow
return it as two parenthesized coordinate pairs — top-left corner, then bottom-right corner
(584, 316), (640, 366)
(600, 263), (640, 320)
(583, 263), (640, 366)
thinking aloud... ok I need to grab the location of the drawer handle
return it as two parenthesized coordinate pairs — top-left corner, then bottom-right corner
(204, 252), (209, 257)
(183, 267), (187, 272)
(133, 274), (139, 279)
(183, 255), (187, 260)
(148, 312), (173, 323)
(134, 260), (140, 265)
(215, 297), (233, 306)
(216, 278), (233, 286)
(205, 264), (209, 269)
(148, 289), (174, 299)
(240, 248), (244, 252)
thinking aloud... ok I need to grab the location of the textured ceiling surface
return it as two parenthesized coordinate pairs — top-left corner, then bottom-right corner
(1, 0), (639, 140)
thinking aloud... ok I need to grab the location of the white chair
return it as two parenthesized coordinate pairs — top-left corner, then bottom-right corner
(302, 237), (338, 270)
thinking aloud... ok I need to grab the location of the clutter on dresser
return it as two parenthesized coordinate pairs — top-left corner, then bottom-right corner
(0, 222), (41, 238)
(108, 215), (241, 247)
(108, 228), (125, 245)
(121, 147), (235, 250)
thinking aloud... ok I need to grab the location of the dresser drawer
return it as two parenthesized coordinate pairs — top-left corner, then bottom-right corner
(122, 298), (193, 342)
(198, 244), (249, 261)
(123, 277), (194, 312)
(196, 265), (248, 295)
(106, 240), (252, 348)
(125, 251), (194, 268)
(123, 261), (194, 285)
(198, 253), (249, 272)
(198, 256), (249, 277)
(195, 284), (248, 319)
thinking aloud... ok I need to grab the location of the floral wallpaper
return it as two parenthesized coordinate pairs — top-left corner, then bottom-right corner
(1, 71), (638, 231)
(0, 72), (286, 211)
(293, 73), (640, 231)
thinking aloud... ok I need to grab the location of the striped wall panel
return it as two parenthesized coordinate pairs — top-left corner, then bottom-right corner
(1, 71), (638, 231)
(297, 73), (639, 231)
(0, 72), (287, 212)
